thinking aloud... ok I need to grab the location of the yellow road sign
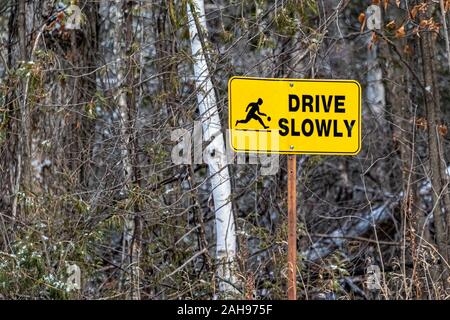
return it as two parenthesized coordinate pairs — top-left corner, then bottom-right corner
(228, 77), (362, 155)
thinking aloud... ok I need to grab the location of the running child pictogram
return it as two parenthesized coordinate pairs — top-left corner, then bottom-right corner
(235, 98), (270, 129)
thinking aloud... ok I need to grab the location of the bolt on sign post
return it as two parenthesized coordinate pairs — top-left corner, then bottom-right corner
(228, 77), (362, 300)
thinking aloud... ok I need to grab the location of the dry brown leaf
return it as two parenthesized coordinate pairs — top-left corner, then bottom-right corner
(358, 12), (366, 32)
(396, 0), (401, 7)
(368, 32), (379, 50)
(372, 0), (381, 4)
(419, 19), (428, 28)
(386, 20), (396, 30)
(410, 7), (418, 19)
(438, 124), (448, 137)
(395, 24), (406, 38)
(373, 32), (379, 42)
(420, 3), (428, 12)
(358, 12), (366, 25)
(384, 0), (389, 10)
(411, 3), (427, 19)
(415, 117), (427, 130)
(403, 44), (412, 55)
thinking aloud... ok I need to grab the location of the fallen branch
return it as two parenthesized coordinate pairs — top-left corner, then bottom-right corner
(303, 202), (394, 262)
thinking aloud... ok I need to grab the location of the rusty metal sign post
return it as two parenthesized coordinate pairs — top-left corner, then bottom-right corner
(287, 154), (297, 300)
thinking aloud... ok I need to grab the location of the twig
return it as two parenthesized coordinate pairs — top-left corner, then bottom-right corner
(160, 248), (207, 281)
(374, 31), (428, 94)
(311, 233), (399, 246)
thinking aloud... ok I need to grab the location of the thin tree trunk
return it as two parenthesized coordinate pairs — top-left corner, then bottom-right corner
(12, 0), (28, 220)
(419, 4), (450, 291)
(187, 0), (238, 297)
(386, 41), (421, 298)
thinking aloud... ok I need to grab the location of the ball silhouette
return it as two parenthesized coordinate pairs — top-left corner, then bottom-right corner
(267, 117), (271, 121)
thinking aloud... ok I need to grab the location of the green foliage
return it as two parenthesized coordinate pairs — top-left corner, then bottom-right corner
(274, 0), (318, 35)
(0, 231), (69, 299)
(274, 7), (298, 36)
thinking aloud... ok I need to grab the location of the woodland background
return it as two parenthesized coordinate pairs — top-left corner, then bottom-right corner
(1, 0), (450, 300)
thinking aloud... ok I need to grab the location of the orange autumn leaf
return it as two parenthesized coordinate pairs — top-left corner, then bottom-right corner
(410, 7), (418, 19)
(418, 18), (440, 33)
(431, 23), (441, 33)
(372, 0), (381, 5)
(418, 3), (428, 14)
(438, 124), (448, 137)
(403, 44), (412, 55)
(415, 117), (427, 130)
(386, 20), (396, 30)
(419, 19), (428, 28)
(411, 3), (427, 19)
(358, 12), (366, 24)
(358, 12), (366, 32)
(368, 32), (379, 50)
(372, 32), (379, 42)
(395, 24), (406, 38)
(384, 0), (389, 10)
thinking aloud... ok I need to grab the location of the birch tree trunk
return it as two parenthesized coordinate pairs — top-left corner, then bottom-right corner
(386, 41), (421, 297)
(365, 4), (390, 198)
(366, 39), (386, 124)
(187, 0), (238, 296)
(366, 5), (386, 125)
